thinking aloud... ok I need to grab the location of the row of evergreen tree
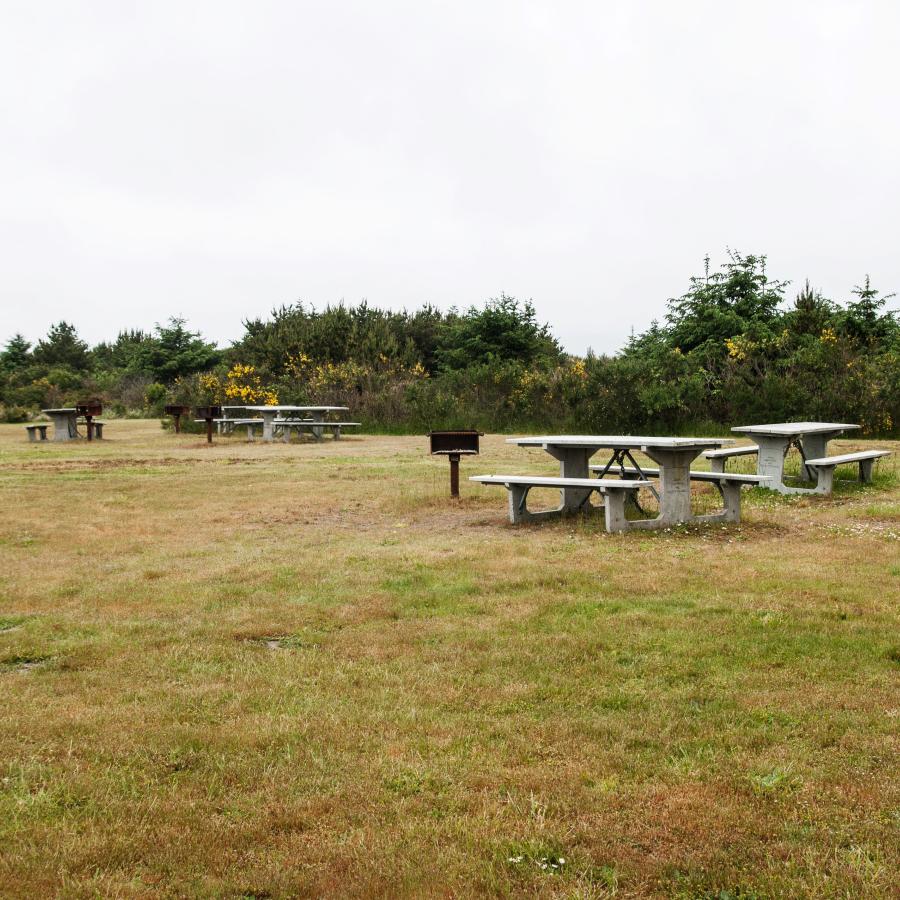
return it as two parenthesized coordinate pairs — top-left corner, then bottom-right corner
(2, 252), (898, 433)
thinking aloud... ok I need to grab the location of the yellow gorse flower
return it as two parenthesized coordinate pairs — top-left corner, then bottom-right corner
(224, 363), (278, 404)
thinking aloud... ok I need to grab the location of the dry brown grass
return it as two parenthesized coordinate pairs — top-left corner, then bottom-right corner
(0, 421), (898, 898)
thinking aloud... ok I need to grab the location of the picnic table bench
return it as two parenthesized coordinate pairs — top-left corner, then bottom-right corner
(591, 464), (771, 523)
(243, 406), (350, 442)
(274, 419), (360, 441)
(803, 450), (891, 493)
(723, 422), (891, 494)
(25, 424), (50, 442)
(704, 444), (759, 472)
(213, 417), (265, 438)
(473, 435), (743, 532)
(40, 408), (78, 441)
(32, 410), (108, 441)
(470, 475), (649, 532)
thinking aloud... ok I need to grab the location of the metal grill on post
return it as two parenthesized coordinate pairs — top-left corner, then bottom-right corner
(195, 405), (222, 444)
(165, 404), (192, 434)
(428, 430), (482, 497)
(75, 399), (102, 441)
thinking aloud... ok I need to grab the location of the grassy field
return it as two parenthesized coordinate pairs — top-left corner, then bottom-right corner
(1, 421), (898, 898)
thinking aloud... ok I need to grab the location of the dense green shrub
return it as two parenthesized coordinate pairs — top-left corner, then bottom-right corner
(2, 257), (898, 435)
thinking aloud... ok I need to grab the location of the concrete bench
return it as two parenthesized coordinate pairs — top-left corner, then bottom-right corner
(803, 450), (891, 494)
(89, 420), (106, 439)
(470, 475), (648, 532)
(590, 464), (770, 523)
(274, 420), (360, 441)
(703, 444), (759, 473)
(213, 417), (265, 438)
(25, 424), (49, 442)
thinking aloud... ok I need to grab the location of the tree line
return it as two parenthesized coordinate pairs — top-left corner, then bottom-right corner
(2, 251), (898, 434)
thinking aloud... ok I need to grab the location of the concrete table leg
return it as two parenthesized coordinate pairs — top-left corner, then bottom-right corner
(754, 435), (795, 494)
(618, 448), (703, 531)
(798, 430), (841, 481)
(261, 411), (276, 442)
(647, 448), (696, 525)
(546, 446), (594, 514)
(48, 412), (77, 441)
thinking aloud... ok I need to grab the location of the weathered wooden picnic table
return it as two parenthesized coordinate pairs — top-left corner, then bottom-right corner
(504, 435), (735, 528)
(242, 406), (350, 442)
(728, 421), (861, 494)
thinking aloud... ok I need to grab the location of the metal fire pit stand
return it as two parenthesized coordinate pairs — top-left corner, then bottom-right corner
(428, 430), (483, 498)
(75, 399), (102, 442)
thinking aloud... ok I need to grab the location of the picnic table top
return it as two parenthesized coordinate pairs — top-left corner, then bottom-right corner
(731, 422), (859, 437)
(243, 405), (349, 413)
(508, 435), (733, 451)
(42, 408), (77, 414)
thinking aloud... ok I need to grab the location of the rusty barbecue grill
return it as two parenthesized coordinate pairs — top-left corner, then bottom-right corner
(75, 398), (102, 441)
(428, 430), (483, 497)
(164, 404), (192, 434)
(195, 405), (222, 443)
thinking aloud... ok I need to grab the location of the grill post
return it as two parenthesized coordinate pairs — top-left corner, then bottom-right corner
(165, 405), (191, 434)
(75, 399), (102, 442)
(194, 406), (221, 445)
(428, 430), (482, 498)
(449, 452), (460, 497)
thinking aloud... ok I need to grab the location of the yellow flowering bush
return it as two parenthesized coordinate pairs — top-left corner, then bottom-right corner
(284, 353), (426, 397)
(198, 373), (222, 402)
(725, 336), (756, 361)
(223, 364), (278, 405)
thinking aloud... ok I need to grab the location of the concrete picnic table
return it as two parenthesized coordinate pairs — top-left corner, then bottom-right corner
(731, 421), (859, 494)
(41, 408), (79, 442)
(508, 434), (733, 527)
(242, 406), (350, 442)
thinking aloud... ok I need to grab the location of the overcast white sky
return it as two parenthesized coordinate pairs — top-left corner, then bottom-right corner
(2, 1), (899, 355)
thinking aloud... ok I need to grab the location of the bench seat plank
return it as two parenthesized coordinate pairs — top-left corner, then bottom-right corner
(471, 475), (646, 490)
(804, 450), (890, 466)
(703, 444), (759, 473)
(703, 445), (759, 459)
(802, 448), (891, 492)
(274, 420), (360, 442)
(471, 474), (649, 532)
(591, 465), (770, 485)
(274, 420), (360, 426)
